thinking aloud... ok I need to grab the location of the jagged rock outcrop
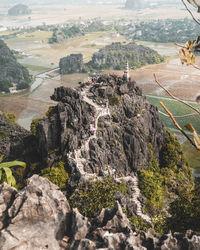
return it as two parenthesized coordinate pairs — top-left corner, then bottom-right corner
(0, 40), (31, 92)
(8, 4), (32, 16)
(0, 113), (38, 163)
(1, 176), (200, 250)
(59, 54), (84, 74)
(37, 74), (166, 176)
(0, 175), (71, 250)
(33, 74), (167, 223)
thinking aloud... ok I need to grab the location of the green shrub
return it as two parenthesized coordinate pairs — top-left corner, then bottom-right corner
(0, 130), (9, 141)
(30, 118), (42, 136)
(69, 177), (128, 218)
(160, 131), (183, 168)
(41, 161), (68, 190)
(109, 96), (121, 106)
(46, 106), (56, 118)
(129, 216), (151, 232)
(5, 113), (16, 123)
(167, 185), (200, 233)
(139, 170), (165, 216)
(147, 143), (159, 172)
(152, 214), (169, 235)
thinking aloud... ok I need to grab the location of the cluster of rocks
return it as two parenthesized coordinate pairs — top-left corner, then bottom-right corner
(0, 175), (200, 250)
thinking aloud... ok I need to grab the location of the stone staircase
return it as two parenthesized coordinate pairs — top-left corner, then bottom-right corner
(69, 84), (110, 180)
(117, 176), (151, 223)
(69, 84), (151, 223)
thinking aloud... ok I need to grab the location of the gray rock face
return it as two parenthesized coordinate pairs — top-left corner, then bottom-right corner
(37, 75), (166, 177)
(37, 86), (95, 159)
(0, 113), (38, 163)
(0, 40), (31, 92)
(59, 54), (84, 74)
(0, 175), (71, 250)
(69, 202), (200, 250)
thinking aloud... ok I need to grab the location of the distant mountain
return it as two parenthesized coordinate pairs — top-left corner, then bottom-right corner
(125, 0), (148, 9)
(0, 40), (31, 93)
(8, 4), (31, 16)
(87, 42), (164, 71)
(124, 0), (181, 9)
(59, 42), (164, 74)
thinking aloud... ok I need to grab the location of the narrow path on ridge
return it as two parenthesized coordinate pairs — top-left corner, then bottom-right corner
(68, 84), (151, 223)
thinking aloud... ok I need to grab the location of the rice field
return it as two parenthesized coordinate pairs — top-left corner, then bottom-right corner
(146, 95), (200, 134)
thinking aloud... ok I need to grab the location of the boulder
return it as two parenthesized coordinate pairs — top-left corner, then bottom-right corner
(0, 175), (71, 250)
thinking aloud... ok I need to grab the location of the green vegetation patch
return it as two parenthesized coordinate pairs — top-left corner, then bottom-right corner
(5, 113), (16, 123)
(129, 216), (151, 232)
(138, 131), (193, 234)
(0, 130), (10, 141)
(139, 170), (165, 216)
(69, 177), (128, 218)
(46, 106), (56, 118)
(41, 161), (68, 190)
(30, 118), (42, 137)
(109, 96), (121, 106)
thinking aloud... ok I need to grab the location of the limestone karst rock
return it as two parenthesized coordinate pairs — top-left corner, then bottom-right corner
(8, 4), (32, 16)
(59, 54), (84, 74)
(36, 74), (166, 177)
(0, 113), (38, 163)
(1, 178), (200, 250)
(0, 40), (31, 92)
(0, 175), (71, 250)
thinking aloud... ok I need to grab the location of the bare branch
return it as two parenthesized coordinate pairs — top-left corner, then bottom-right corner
(160, 102), (199, 149)
(181, 0), (200, 25)
(191, 63), (200, 70)
(174, 42), (188, 49)
(153, 74), (200, 115)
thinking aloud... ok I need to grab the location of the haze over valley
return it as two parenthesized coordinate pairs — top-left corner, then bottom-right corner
(1, 1), (200, 248)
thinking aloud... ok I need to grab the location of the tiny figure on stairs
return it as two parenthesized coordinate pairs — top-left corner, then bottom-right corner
(90, 127), (95, 136)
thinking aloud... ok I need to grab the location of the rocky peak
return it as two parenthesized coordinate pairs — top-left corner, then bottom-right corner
(36, 74), (166, 179)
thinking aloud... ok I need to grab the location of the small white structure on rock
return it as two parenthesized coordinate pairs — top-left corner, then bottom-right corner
(123, 61), (130, 80)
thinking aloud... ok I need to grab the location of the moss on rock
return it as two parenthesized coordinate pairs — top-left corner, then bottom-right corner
(69, 177), (128, 218)
(41, 161), (69, 190)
